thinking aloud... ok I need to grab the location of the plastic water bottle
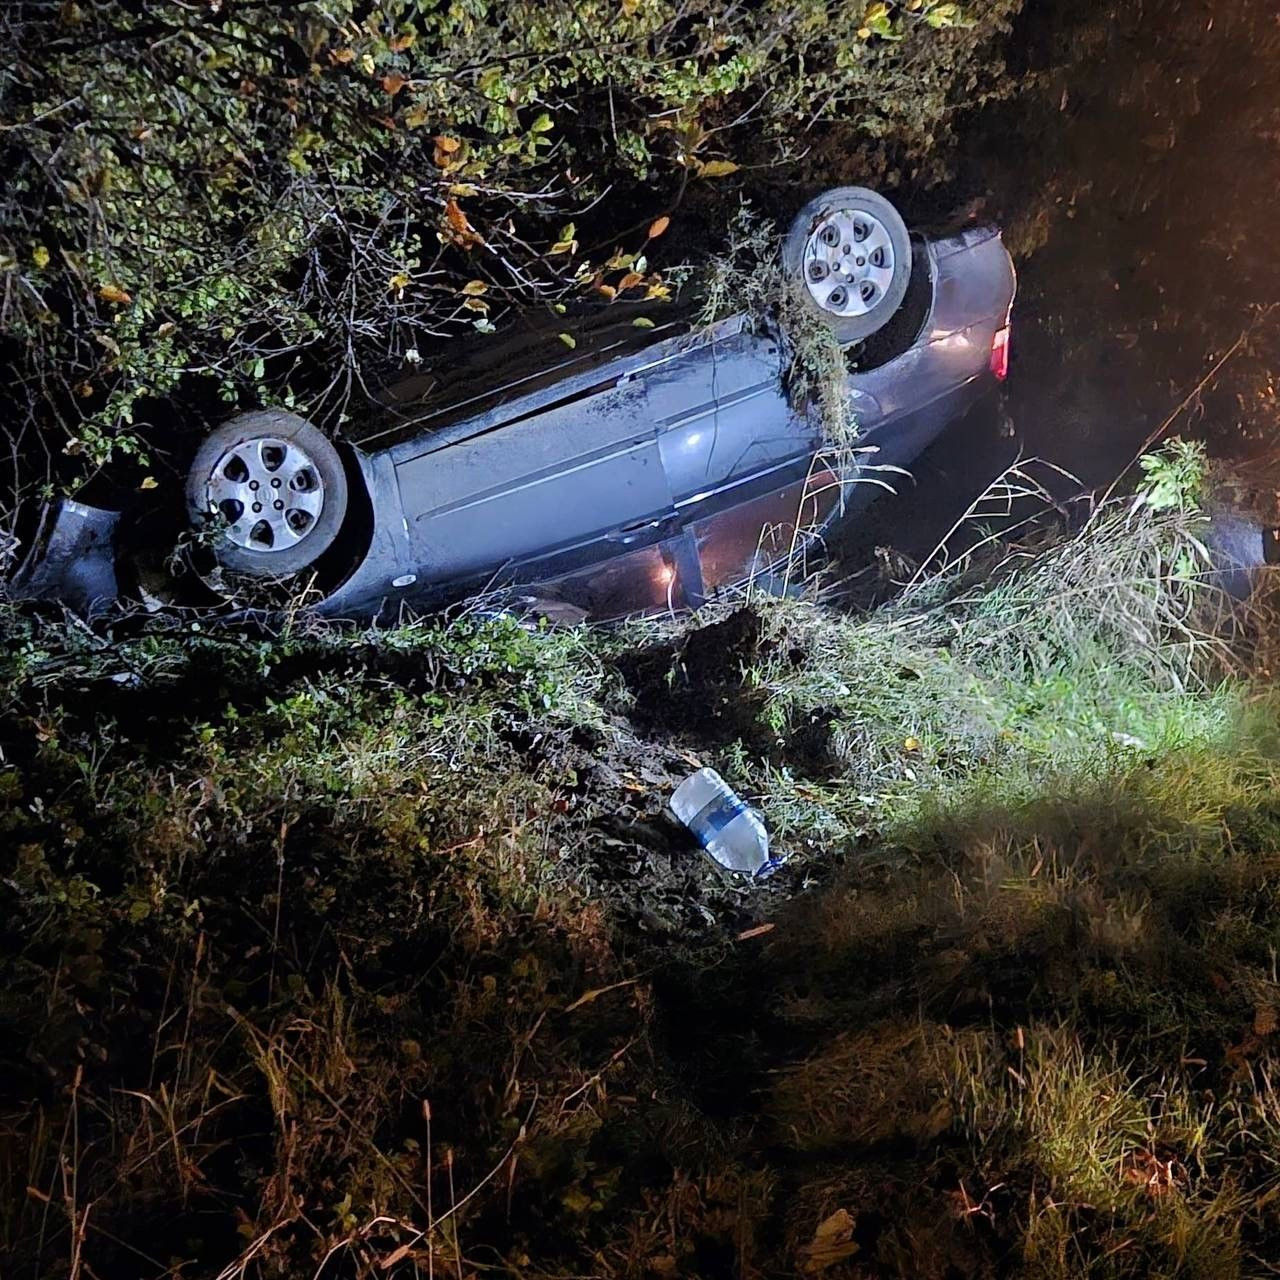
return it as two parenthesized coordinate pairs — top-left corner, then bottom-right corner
(670, 767), (770, 875)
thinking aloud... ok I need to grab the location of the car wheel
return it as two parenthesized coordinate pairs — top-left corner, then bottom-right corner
(782, 187), (912, 344)
(185, 410), (348, 578)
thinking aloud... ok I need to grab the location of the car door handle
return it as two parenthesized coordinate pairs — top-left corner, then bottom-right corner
(608, 513), (679, 543)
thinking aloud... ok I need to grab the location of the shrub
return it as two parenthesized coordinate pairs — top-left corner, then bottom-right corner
(0, 0), (1022, 489)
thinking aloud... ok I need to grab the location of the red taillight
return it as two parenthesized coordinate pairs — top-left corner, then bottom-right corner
(989, 324), (1011, 381)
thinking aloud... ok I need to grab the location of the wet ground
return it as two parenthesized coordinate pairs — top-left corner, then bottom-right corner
(842, 0), (1280, 569)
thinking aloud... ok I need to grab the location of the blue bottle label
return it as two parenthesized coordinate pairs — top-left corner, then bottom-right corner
(689, 790), (750, 845)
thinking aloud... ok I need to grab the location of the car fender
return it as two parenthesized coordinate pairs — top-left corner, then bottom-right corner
(7, 499), (122, 616)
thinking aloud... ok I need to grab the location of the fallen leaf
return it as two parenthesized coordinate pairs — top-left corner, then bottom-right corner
(389, 31), (416, 52)
(443, 198), (483, 247)
(647, 215), (670, 239)
(388, 271), (410, 292)
(697, 159), (739, 179)
(798, 1208), (858, 1273)
(903, 736), (920, 752)
(32, 245), (50, 269)
(139, 476), (158, 490)
(1255, 1005), (1278, 1037)
(557, 332), (576, 349)
(434, 134), (463, 167)
(632, 316), (655, 328)
(460, 279), (488, 296)
(98, 283), (132, 305)
(381, 71), (407, 96)
(596, 283), (617, 300)
(617, 271), (644, 291)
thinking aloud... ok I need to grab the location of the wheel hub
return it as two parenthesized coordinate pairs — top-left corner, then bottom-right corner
(203, 436), (326, 553)
(802, 208), (896, 317)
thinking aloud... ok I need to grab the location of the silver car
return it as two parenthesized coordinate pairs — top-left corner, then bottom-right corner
(10, 187), (1015, 621)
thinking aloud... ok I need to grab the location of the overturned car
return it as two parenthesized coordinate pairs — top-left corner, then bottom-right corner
(10, 187), (1015, 622)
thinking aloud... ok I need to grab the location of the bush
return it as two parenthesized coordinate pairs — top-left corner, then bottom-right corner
(0, 0), (1021, 489)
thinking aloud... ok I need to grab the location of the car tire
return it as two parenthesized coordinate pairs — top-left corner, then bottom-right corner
(782, 187), (912, 344)
(185, 410), (348, 578)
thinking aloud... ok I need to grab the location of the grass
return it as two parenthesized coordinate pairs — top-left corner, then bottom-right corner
(695, 201), (861, 456)
(5, 451), (1280, 1277)
(719, 465), (1248, 845)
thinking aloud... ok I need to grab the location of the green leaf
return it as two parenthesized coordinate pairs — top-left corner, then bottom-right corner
(632, 316), (655, 328)
(924, 3), (965, 28)
(530, 111), (554, 133)
(557, 332), (576, 348)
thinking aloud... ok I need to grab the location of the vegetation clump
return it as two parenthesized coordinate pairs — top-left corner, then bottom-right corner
(5, 448), (1280, 1278)
(0, 0), (1021, 496)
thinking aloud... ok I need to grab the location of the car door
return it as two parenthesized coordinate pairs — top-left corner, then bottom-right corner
(645, 326), (851, 598)
(390, 377), (676, 588)
(648, 327), (818, 509)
